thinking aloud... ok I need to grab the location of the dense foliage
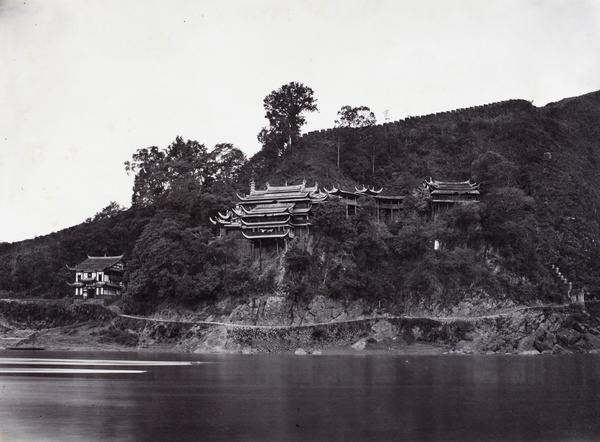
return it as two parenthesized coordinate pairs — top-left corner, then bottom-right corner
(244, 92), (600, 305)
(1, 90), (600, 315)
(257, 82), (318, 156)
(0, 137), (247, 302)
(334, 105), (377, 128)
(124, 137), (246, 206)
(282, 189), (558, 310)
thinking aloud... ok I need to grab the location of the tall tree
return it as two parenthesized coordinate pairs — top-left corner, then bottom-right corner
(334, 105), (377, 175)
(334, 105), (377, 128)
(206, 143), (247, 184)
(258, 81), (318, 154)
(125, 137), (246, 206)
(124, 145), (169, 205)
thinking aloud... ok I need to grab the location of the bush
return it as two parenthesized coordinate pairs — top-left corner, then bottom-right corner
(98, 325), (139, 346)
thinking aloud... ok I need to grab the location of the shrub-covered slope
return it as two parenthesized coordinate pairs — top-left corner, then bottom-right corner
(1, 90), (599, 316)
(243, 91), (600, 306)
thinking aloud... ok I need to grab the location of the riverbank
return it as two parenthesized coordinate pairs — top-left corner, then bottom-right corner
(2, 298), (600, 355)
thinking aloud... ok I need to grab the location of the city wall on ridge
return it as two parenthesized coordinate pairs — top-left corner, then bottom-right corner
(301, 99), (534, 142)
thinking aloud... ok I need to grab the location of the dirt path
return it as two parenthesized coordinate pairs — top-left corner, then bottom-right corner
(118, 303), (564, 330)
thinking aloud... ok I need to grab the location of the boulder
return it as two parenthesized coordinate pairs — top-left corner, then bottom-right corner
(453, 340), (474, 354)
(533, 333), (555, 353)
(351, 338), (367, 351)
(294, 348), (307, 355)
(194, 325), (228, 353)
(517, 335), (537, 353)
(580, 332), (600, 351)
(552, 344), (572, 354)
(556, 329), (581, 346)
(371, 320), (397, 342)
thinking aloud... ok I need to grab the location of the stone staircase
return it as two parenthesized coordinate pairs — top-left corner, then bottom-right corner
(551, 264), (585, 304)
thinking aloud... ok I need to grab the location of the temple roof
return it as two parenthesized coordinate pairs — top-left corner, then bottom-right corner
(67, 255), (123, 272)
(325, 185), (403, 200)
(354, 185), (383, 196)
(242, 229), (291, 240)
(425, 178), (481, 203)
(430, 190), (480, 195)
(240, 203), (294, 214)
(241, 217), (291, 227)
(237, 180), (325, 202)
(425, 178), (480, 191)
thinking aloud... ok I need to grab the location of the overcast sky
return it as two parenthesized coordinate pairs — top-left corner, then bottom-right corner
(1, 0), (599, 243)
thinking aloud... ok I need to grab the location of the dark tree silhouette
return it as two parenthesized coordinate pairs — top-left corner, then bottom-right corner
(258, 81), (318, 154)
(334, 105), (377, 128)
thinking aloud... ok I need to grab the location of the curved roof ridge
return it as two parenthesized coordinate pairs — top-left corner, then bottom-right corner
(68, 255), (124, 272)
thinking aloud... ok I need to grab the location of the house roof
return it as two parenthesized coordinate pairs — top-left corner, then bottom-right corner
(67, 255), (123, 272)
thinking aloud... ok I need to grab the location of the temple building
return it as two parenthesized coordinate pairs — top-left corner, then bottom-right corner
(424, 178), (480, 213)
(324, 185), (404, 222)
(211, 180), (327, 247)
(67, 255), (125, 299)
(212, 180), (407, 252)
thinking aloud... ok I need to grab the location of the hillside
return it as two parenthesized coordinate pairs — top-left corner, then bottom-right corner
(243, 91), (600, 299)
(1, 90), (600, 337)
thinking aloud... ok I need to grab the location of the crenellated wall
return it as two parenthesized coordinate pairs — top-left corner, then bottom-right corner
(301, 99), (534, 142)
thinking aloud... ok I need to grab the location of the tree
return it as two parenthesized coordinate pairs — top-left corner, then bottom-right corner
(471, 151), (518, 189)
(124, 145), (168, 205)
(334, 105), (377, 128)
(125, 137), (246, 206)
(206, 143), (247, 184)
(125, 219), (217, 309)
(258, 82), (318, 154)
(90, 201), (126, 222)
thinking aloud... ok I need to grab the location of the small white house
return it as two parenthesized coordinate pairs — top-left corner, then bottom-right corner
(67, 255), (125, 299)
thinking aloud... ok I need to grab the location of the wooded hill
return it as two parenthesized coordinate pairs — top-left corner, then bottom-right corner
(2, 90), (600, 315)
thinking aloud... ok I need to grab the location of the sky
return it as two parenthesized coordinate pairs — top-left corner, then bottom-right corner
(1, 0), (600, 243)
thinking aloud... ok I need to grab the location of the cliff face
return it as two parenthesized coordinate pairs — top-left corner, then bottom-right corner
(3, 297), (600, 355)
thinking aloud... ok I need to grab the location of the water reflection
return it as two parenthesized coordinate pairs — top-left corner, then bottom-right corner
(1, 352), (599, 441)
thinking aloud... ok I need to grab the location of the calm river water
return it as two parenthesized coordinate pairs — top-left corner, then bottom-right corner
(0, 350), (599, 441)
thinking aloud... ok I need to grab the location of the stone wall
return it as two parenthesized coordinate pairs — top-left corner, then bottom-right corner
(301, 99), (534, 143)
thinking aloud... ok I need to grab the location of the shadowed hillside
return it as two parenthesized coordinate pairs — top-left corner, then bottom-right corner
(241, 91), (600, 300)
(2, 90), (600, 318)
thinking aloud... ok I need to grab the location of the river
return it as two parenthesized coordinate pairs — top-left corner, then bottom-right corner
(0, 350), (599, 441)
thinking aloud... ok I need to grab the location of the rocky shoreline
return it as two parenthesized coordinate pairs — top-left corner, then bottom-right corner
(1, 297), (600, 355)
